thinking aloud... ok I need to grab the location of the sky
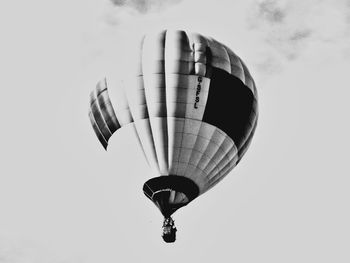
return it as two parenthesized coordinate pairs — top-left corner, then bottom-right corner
(0, 0), (350, 262)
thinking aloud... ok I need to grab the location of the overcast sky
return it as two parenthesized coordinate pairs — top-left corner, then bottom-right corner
(1, 0), (350, 262)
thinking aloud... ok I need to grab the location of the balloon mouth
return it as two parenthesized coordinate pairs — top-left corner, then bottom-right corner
(143, 176), (199, 217)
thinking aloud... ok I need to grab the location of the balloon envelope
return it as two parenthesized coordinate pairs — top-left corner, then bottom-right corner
(89, 29), (258, 217)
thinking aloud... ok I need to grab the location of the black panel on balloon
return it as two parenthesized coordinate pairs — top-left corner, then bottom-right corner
(203, 68), (254, 147)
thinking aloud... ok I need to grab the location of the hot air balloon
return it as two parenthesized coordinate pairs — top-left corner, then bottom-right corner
(88, 29), (258, 243)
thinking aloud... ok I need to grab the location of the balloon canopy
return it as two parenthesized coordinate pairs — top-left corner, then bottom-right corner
(88, 29), (258, 222)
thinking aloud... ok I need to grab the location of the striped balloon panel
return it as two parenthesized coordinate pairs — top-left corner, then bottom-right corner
(89, 78), (120, 149)
(133, 30), (213, 176)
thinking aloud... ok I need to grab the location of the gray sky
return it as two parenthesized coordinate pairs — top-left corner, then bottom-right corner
(0, 0), (350, 262)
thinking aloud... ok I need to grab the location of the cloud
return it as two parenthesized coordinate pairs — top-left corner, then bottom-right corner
(83, 0), (350, 83)
(246, 0), (350, 74)
(247, 0), (313, 59)
(256, 0), (286, 24)
(0, 238), (70, 263)
(110, 0), (183, 13)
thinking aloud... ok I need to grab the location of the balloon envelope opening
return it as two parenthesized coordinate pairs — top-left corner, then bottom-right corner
(143, 176), (199, 217)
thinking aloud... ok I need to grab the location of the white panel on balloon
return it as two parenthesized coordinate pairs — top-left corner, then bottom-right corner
(225, 48), (245, 82)
(149, 117), (169, 175)
(134, 119), (161, 176)
(168, 117), (185, 175)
